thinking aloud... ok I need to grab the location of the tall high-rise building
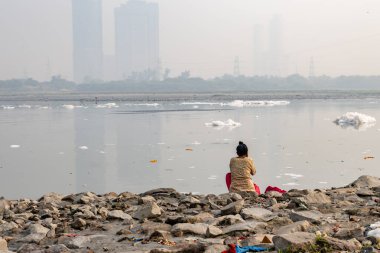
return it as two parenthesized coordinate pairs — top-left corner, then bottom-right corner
(115, 0), (159, 80)
(268, 15), (283, 76)
(72, 0), (103, 83)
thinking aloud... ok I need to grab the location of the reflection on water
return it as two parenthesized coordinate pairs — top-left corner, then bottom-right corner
(0, 99), (379, 199)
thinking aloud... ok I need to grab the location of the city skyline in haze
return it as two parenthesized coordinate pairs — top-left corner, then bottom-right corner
(0, 0), (380, 82)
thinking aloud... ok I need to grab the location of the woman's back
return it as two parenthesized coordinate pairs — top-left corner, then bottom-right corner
(229, 156), (256, 192)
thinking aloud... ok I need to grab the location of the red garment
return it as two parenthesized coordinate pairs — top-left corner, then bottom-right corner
(264, 185), (286, 194)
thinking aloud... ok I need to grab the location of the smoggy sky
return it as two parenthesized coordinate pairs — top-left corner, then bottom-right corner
(0, 0), (380, 81)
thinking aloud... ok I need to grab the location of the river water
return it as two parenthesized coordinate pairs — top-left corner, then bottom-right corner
(0, 95), (379, 199)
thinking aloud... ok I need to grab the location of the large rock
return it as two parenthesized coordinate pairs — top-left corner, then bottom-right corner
(275, 220), (311, 235)
(0, 221), (18, 233)
(171, 223), (209, 236)
(325, 237), (362, 251)
(18, 233), (47, 243)
(206, 225), (223, 238)
(0, 237), (7, 251)
(38, 192), (63, 204)
(289, 210), (323, 224)
(273, 232), (316, 251)
(58, 235), (91, 249)
(241, 207), (276, 221)
(350, 175), (380, 188)
(141, 188), (178, 197)
(133, 202), (162, 220)
(221, 200), (244, 215)
(302, 191), (331, 205)
(28, 224), (49, 235)
(45, 244), (71, 253)
(211, 214), (245, 226)
(107, 210), (133, 220)
(222, 221), (267, 234)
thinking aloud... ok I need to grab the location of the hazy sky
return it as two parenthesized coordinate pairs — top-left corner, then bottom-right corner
(1, 0), (380, 81)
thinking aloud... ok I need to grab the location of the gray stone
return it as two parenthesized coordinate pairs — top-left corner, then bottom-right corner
(0, 237), (7, 251)
(171, 223), (209, 236)
(204, 244), (228, 253)
(325, 237), (362, 251)
(59, 235), (91, 249)
(221, 199), (244, 215)
(302, 191), (331, 204)
(241, 207), (276, 221)
(351, 175), (380, 188)
(273, 232), (316, 251)
(206, 225), (223, 238)
(219, 193), (242, 201)
(275, 220), (311, 235)
(38, 192), (63, 204)
(289, 210), (323, 224)
(0, 222), (18, 233)
(133, 202), (162, 220)
(71, 218), (86, 229)
(107, 210), (132, 220)
(45, 244), (71, 253)
(18, 233), (46, 243)
(141, 188), (178, 196)
(140, 196), (156, 204)
(222, 221), (267, 234)
(212, 214), (245, 226)
(28, 224), (49, 235)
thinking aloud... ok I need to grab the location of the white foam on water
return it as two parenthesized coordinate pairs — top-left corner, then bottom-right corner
(191, 141), (201, 145)
(125, 103), (159, 106)
(319, 181), (328, 184)
(62, 104), (75, 109)
(224, 100), (290, 107)
(58, 152), (64, 155)
(193, 105), (199, 109)
(284, 173), (304, 179)
(334, 112), (376, 130)
(10, 145), (20, 148)
(181, 102), (222, 105)
(96, 103), (119, 108)
(275, 175), (282, 178)
(99, 151), (106, 154)
(79, 146), (88, 150)
(285, 166), (293, 169)
(208, 175), (217, 180)
(37, 106), (49, 109)
(189, 166), (195, 169)
(157, 142), (166, 145)
(176, 178), (185, 181)
(2, 105), (15, 109)
(282, 182), (299, 186)
(18, 104), (32, 109)
(368, 228), (380, 239)
(205, 119), (241, 130)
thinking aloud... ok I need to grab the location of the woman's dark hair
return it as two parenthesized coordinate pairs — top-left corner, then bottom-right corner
(236, 141), (248, 156)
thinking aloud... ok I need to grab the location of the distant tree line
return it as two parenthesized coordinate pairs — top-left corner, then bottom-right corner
(1, 74), (380, 93)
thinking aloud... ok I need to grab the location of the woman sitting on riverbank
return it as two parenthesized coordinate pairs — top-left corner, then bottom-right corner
(228, 141), (257, 193)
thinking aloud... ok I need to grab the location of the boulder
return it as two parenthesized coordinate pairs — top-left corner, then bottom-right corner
(38, 192), (63, 204)
(140, 196), (156, 204)
(222, 221), (267, 234)
(221, 200), (244, 215)
(289, 210), (323, 224)
(71, 218), (86, 229)
(171, 223), (209, 236)
(273, 232), (316, 251)
(206, 225), (223, 238)
(58, 235), (91, 249)
(0, 237), (7, 251)
(141, 188), (178, 197)
(45, 244), (71, 253)
(107, 210), (132, 220)
(212, 214), (245, 226)
(241, 207), (276, 221)
(275, 220), (311, 235)
(133, 202), (162, 220)
(324, 237), (362, 251)
(28, 223), (49, 235)
(18, 233), (46, 243)
(302, 191), (331, 205)
(350, 175), (380, 188)
(0, 222), (18, 233)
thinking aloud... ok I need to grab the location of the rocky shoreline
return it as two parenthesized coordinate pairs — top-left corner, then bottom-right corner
(1, 175), (380, 253)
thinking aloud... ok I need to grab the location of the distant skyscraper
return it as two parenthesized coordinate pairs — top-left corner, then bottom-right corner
(72, 0), (103, 83)
(268, 15), (283, 76)
(115, 0), (159, 80)
(252, 24), (265, 76)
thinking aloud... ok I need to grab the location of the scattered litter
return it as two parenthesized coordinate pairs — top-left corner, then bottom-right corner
(10, 145), (20, 148)
(364, 156), (375, 160)
(185, 148), (193, 151)
(367, 228), (380, 239)
(334, 112), (376, 130)
(370, 221), (380, 229)
(158, 239), (176, 246)
(150, 160), (158, 163)
(79, 146), (88, 150)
